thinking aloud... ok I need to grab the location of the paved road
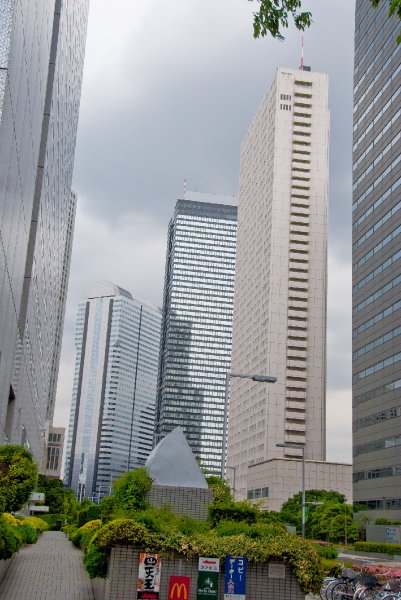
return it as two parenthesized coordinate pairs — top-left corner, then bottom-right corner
(0, 531), (94, 600)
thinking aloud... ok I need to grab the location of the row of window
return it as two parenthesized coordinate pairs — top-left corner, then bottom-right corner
(354, 274), (401, 314)
(354, 65), (401, 132)
(353, 130), (401, 192)
(353, 225), (401, 272)
(353, 378), (401, 407)
(355, 249), (401, 294)
(353, 86), (401, 154)
(354, 498), (401, 510)
(353, 464), (401, 482)
(353, 299), (401, 337)
(247, 487), (269, 499)
(353, 352), (401, 383)
(353, 175), (401, 231)
(353, 152), (401, 212)
(353, 111), (399, 173)
(355, 15), (398, 83)
(354, 326), (401, 359)
(354, 58), (401, 118)
(354, 434), (401, 456)
(354, 198), (401, 251)
(354, 405), (401, 432)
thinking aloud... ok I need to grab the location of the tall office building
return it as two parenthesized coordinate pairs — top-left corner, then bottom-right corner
(227, 66), (344, 506)
(65, 281), (162, 501)
(0, 0), (88, 463)
(352, 2), (401, 518)
(155, 191), (237, 474)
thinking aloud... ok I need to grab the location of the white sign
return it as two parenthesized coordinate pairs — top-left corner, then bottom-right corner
(268, 564), (286, 579)
(199, 557), (220, 572)
(386, 527), (401, 544)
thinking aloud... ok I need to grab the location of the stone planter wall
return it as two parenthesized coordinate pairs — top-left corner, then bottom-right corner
(146, 485), (213, 520)
(102, 545), (304, 600)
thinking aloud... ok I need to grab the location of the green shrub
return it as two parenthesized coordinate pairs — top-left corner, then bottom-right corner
(311, 542), (339, 559)
(375, 518), (401, 525)
(0, 519), (22, 559)
(209, 500), (259, 526)
(0, 445), (38, 512)
(83, 543), (109, 578)
(354, 541), (401, 554)
(77, 502), (102, 528)
(38, 513), (67, 530)
(321, 559), (343, 576)
(62, 524), (78, 537)
(112, 468), (152, 511)
(21, 516), (49, 532)
(17, 523), (38, 544)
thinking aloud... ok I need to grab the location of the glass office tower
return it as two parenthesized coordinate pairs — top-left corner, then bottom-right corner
(353, 1), (401, 518)
(155, 192), (237, 474)
(0, 0), (88, 462)
(65, 281), (162, 501)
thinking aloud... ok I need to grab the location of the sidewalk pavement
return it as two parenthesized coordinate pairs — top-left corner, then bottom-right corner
(0, 530), (94, 600)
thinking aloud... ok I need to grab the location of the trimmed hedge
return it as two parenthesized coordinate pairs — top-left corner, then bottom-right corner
(354, 541), (401, 555)
(311, 541), (338, 559)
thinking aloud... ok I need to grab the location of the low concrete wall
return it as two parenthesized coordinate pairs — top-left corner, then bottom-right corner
(146, 485), (213, 520)
(103, 545), (304, 600)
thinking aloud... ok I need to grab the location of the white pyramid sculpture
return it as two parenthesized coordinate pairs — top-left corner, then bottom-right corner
(145, 427), (208, 488)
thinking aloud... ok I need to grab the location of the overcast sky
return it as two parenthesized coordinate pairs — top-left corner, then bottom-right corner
(54, 0), (356, 464)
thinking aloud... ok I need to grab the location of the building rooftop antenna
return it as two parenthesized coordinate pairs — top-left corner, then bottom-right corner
(300, 35), (304, 70)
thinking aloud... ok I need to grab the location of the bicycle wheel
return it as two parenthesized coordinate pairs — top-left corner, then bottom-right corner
(325, 579), (341, 600)
(380, 594), (398, 600)
(357, 587), (379, 600)
(330, 581), (354, 600)
(320, 578), (336, 600)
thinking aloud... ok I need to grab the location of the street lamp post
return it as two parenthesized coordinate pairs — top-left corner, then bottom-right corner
(221, 372), (277, 478)
(276, 441), (306, 538)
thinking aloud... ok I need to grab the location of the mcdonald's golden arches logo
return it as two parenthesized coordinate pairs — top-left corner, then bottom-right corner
(168, 576), (191, 600)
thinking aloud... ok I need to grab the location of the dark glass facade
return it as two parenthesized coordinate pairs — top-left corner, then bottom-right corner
(156, 195), (237, 474)
(353, 1), (401, 516)
(0, 0), (88, 462)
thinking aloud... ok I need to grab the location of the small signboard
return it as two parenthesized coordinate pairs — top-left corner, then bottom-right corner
(168, 576), (191, 600)
(137, 553), (161, 600)
(197, 557), (220, 600)
(268, 564), (286, 579)
(224, 555), (246, 600)
(386, 527), (401, 544)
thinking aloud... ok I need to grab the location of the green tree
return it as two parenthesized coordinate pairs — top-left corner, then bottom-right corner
(249, 1), (401, 41)
(112, 468), (152, 511)
(0, 445), (38, 512)
(206, 475), (232, 502)
(36, 475), (76, 516)
(280, 489), (345, 533)
(309, 503), (358, 543)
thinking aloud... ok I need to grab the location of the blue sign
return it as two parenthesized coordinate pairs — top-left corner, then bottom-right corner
(224, 555), (246, 600)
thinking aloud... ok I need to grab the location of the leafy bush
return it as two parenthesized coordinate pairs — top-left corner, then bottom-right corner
(80, 519), (102, 533)
(0, 517), (22, 559)
(77, 501), (102, 528)
(21, 516), (49, 532)
(83, 543), (109, 578)
(215, 520), (285, 539)
(321, 559), (343, 577)
(62, 524), (78, 538)
(0, 445), (38, 512)
(2, 513), (20, 527)
(112, 468), (152, 511)
(17, 523), (38, 544)
(354, 541), (401, 555)
(311, 541), (339, 559)
(375, 518), (401, 525)
(209, 500), (259, 526)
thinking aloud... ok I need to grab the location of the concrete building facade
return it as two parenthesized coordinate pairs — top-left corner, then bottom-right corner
(227, 67), (330, 500)
(352, 1), (401, 518)
(65, 281), (162, 501)
(155, 192), (237, 474)
(0, 0), (88, 463)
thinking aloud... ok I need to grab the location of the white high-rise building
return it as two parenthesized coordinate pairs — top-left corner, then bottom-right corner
(227, 67), (351, 508)
(65, 281), (162, 501)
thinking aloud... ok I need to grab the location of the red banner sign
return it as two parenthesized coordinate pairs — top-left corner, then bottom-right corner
(168, 576), (191, 600)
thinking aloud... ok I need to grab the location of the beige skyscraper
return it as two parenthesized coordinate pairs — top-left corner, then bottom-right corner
(227, 67), (350, 508)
